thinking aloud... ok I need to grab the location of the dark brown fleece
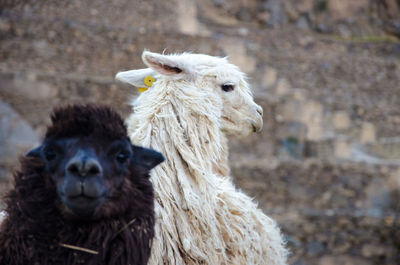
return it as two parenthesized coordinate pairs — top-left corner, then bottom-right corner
(0, 104), (155, 265)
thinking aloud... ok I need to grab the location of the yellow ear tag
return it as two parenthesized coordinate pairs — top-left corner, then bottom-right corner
(137, 87), (149, 93)
(144, 75), (155, 87)
(138, 75), (155, 93)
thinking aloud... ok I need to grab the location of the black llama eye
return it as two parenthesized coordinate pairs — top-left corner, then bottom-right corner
(116, 151), (130, 163)
(221, 84), (234, 92)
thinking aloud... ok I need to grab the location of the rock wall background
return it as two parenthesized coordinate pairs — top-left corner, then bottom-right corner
(0, 0), (399, 264)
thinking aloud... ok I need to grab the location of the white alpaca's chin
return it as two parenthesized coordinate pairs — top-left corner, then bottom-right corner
(221, 119), (258, 138)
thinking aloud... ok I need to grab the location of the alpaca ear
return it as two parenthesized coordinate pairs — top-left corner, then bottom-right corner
(132, 145), (165, 171)
(115, 68), (155, 88)
(26, 146), (42, 158)
(142, 51), (184, 76)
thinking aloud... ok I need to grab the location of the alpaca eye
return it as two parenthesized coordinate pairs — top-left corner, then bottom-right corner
(116, 152), (129, 163)
(221, 84), (234, 92)
(44, 149), (57, 161)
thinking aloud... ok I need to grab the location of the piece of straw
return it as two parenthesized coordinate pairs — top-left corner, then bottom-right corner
(59, 243), (99, 255)
(114, 218), (137, 237)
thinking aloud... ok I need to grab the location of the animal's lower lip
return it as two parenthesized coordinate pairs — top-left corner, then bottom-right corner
(62, 194), (104, 206)
(63, 189), (107, 200)
(63, 196), (104, 216)
(68, 194), (106, 205)
(66, 194), (105, 200)
(248, 119), (262, 133)
(68, 195), (98, 201)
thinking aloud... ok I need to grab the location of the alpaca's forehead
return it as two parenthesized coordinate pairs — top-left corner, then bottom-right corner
(178, 53), (226, 65)
(201, 64), (246, 84)
(177, 53), (231, 70)
(172, 53), (247, 83)
(185, 56), (244, 78)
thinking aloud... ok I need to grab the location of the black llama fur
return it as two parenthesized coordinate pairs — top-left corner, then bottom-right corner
(0, 104), (164, 265)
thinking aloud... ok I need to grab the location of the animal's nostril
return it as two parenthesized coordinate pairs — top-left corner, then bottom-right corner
(68, 164), (80, 175)
(86, 160), (101, 176)
(88, 167), (98, 175)
(256, 106), (263, 116)
(83, 158), (102, 177)
(67, 157), (102, 177)
(67, 158), (83, 176)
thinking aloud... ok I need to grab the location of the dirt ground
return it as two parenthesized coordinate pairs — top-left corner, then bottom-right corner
(1, 0), (400, 264)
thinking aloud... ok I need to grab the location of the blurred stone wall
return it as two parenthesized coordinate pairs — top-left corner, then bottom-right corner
(208, 0), (400, 37)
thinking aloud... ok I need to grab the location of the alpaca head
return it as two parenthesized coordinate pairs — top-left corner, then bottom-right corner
(26, 104), (164, 218)
(116, 51), (263, 137)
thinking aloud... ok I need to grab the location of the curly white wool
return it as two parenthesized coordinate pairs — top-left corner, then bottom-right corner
(116, 51), (288, 265)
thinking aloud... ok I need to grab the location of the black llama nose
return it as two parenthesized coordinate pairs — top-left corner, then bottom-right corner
(66, 150), (102, 177)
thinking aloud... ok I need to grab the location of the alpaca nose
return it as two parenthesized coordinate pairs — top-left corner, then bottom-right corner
(66, 151), (102, 178)
(256, 105), (263, 117)
(251, 105), (263, 133)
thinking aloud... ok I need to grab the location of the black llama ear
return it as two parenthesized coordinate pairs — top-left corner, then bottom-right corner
(132, 145), (165, 171)
(26, 146), (42, 158)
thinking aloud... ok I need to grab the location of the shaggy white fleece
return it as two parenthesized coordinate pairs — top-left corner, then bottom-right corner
(116, 51), (288, 265)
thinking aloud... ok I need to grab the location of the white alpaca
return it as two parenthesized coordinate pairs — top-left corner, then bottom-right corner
(116, 51), (288, 265)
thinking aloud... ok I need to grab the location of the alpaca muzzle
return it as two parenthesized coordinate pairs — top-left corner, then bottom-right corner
(61, 150), (107, 216)
(251, 104), (264, 133)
